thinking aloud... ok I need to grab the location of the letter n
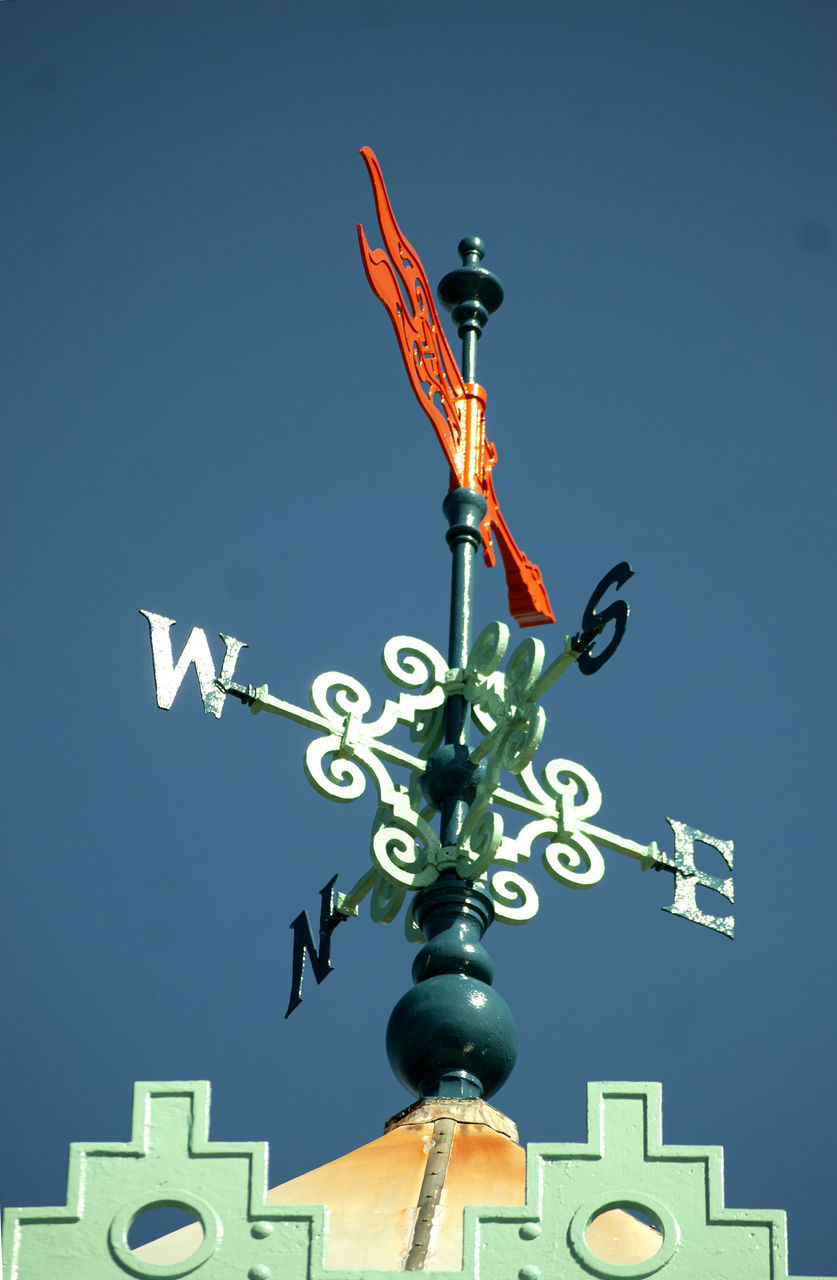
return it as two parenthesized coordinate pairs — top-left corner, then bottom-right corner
(140, 610), (247, 719)
(285, 876), (345, 1018)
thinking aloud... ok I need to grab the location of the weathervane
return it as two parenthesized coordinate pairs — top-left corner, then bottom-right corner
(141, 149), (733, 1073)
(13, 145), (835, 1280)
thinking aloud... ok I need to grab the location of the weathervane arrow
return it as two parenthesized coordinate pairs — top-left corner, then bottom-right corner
(357, 146), (554, 628)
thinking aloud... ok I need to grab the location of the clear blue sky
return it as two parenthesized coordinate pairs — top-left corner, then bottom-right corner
(2, 1), (836, 1274)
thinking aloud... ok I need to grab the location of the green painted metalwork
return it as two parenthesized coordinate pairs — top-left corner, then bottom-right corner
(1, 1082), (325, 1280)
(140, 607), (734, 940)
(437, 237), (504, 385)
(439, 487), (488, 851)
(4, 1080), (831, 1280)
(470, 1081), (828, 1280)
(386, 877), (517, 1100)
(145, 615), (731, 940)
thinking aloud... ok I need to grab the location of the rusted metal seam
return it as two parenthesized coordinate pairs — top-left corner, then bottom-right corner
(384, 1097), (518, 1143)
(403, 1117), (456, 1271)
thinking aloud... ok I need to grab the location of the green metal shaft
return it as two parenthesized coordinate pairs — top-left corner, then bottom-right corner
(441, 487), (486, 848)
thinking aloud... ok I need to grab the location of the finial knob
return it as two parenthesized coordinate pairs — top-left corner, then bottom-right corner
(438, 239), (504, 383)
(438, 238), (504, 330)
(458, 236), (487, 265)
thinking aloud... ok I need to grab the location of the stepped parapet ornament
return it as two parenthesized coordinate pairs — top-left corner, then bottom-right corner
(5, 1080), (829, 1280)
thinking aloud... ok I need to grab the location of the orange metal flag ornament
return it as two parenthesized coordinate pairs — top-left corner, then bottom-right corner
(357, 146), (554, 628)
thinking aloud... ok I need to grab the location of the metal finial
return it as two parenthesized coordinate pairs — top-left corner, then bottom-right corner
(437, 238), (504, 382)
(386, 877), (517, 1100)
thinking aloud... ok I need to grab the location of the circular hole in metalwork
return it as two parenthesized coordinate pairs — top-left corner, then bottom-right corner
(569, 1193), (678, 1277)
(110, 1192), (219, 1277)
(586, 1206), (663, 1265)
(128, 1207), (204, 1260)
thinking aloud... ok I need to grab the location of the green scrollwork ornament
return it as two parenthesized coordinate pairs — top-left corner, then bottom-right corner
(207, 621), (733, 940)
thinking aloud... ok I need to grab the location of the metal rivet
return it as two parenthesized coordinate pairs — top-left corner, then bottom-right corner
(250, 1221), (274, 1239)
(519, 1222), (541, 1240)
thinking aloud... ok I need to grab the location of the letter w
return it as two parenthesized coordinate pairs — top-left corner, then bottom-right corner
(140, 610), (247, 719)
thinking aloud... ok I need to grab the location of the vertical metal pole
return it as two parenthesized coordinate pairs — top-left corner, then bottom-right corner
(460, 328), (478, 384)
(440, 486), (486, 848)
(385, 234), (518, 1105)
(436, 239), (501, 850)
